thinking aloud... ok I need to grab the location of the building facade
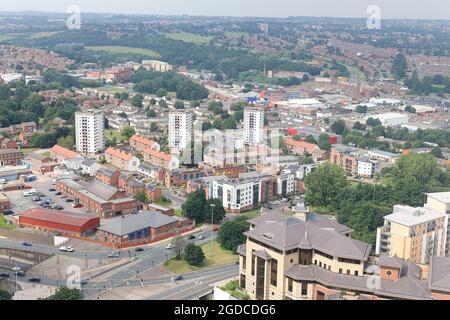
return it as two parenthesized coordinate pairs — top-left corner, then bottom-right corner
(244, 108), (264, 146)
(168, 111), (193, 151)
(75, 110), (105, 155)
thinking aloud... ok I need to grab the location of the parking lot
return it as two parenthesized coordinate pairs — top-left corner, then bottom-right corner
(5, 175), (89, 216)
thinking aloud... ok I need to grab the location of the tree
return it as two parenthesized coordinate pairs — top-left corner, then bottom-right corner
(57, 135), (74, 150)
(432, 146), (443, 159)
(331, 120), (346, 135)
(355, 105), (368, 114)
(146, 108), (157, 117)
(305, 135), (316, 144)
(131, 94), (144, 108)
(353, 121), (366, 131)
(120, 126), (135, 140)
(317, 134), (331, 151)
(158, 99), (167, 108)
(390, 153), (445, 206)
(184, 243), (205, 266)
(404, 105), (416, 113)
(135, 192), (148, 203)
(156, 88), (168, 97)
(172, 234), (187, 260)
(182, 189), (208, 223)
(366, 117), (382, 127)
(217, 216), (250, 252)
(206, 198), (226, 224)
(391, 53), (408, 79)
(174, 100), (185, 109)
(304, 163), (349, 206)
(149, 98), (157, 105)
(47, 287), (83, 300)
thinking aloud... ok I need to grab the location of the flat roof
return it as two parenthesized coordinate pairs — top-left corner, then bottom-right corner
(427, 192), (450, 205)
(384, 205), (446, 227)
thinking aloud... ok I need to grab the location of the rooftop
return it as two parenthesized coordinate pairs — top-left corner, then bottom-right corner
(384, 205), (446, 227)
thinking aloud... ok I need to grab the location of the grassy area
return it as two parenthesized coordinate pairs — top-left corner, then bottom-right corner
(164, 240), (237, 274)
(86, 46), (160, 58)
(221, 280), (250, 300)
(164, 32), (211, 45)
(41, 151), (51, 157)
(105, 129), (126, 143)
(0, 215), (16, 230)
(27, 31), (61, 39)
(174, 208), (183, 217)
(0, 34), (17, 42)
(241, 208), (263, 220)
(20, 148), (40, 155)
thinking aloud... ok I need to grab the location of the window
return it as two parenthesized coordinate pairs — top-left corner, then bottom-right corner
(242, 256), (246, 270)
(339, 268), (343, 274)
(288, 278), (293, 292)
(301, 283), (308, 296)
(251, 252), (256, 276)
(347, 270), (351, 275)
(386, 271), (392, 276)
(270, 259), (278, 287)
(355, 271), (359, 276)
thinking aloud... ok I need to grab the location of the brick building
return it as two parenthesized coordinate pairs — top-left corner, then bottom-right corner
(56, 178), (139, 218)
(130, 134), (160, 154)
(0, 193), (10, 212)
(50, 145), (82, 163)
(105, 146), (140, 172)
(19, 208), (100, 236)
(95, 167), (121, 187)
(0, 149), (24, 166)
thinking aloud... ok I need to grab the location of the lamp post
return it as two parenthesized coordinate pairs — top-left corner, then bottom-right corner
(210, 203), (215, 251)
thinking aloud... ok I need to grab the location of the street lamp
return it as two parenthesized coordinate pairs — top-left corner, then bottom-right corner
(195, 280), (203, 300)
(210, 203), (216, 251)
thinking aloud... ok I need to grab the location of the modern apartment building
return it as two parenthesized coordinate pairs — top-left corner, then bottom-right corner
(425, 192), (450, 256)
(243, 107), (264, 146)
(237, 211), (450, 300)
(211, 172), (295, 213)
(376, 204), (447, 264)
(75, 110), (105, 155)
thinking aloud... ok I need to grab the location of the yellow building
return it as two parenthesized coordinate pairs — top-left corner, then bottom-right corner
(376, 204), (447, 264)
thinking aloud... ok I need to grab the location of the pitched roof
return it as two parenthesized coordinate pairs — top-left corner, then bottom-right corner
(245, 212), (370, 261)
(106, 147), (133, 162)
(20, 208), (99, 227)
(143, 147), (171, 161)
(84, 180), (118, 201)
(285, 137), (319, 151)
(131, 134), (157, 147)
(51, 145), (81, 159)
(98, 211), (178, 236)
(429, 257), (450, 292)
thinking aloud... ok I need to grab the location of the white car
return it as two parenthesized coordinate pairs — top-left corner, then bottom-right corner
(59, 246), (75, 252)
(165, 243), (174, 250)
(23, 190), (37, 197)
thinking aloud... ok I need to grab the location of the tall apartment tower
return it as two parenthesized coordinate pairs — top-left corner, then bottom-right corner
(168, 111), (193, 151)
(243, 107), (264, 146)
(75, 110), (105, 155)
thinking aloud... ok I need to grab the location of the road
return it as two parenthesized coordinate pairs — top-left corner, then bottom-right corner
(0, 229), (223, 300)
(162, 189), (186, 209)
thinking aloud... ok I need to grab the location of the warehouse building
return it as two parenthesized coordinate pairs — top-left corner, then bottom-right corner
(19, 208), (100, 237)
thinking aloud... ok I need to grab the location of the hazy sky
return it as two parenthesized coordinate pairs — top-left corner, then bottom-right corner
(0, 0), (450, 20)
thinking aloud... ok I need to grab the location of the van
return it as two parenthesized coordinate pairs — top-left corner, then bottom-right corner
(23, 190), (36, 197)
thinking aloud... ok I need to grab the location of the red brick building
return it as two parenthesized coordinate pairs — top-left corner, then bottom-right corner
(96, 167), (121, 187)
(0, 149), (24, 166)
(19, 208), (100, 236)
(0, 193), (11, 213)
(50, 145), (82, 163)
(165, 168), (204, 188)
(130, 134), (159, 154)
(56, 178), (139, 218)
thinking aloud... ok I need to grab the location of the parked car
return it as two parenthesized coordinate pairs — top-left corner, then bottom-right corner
(171, 275), (183, 281)
(108, 252), (120, 259)
(135, 247), (144, 252)
(59, 246), (74, 252)
(198, 235), (206, 240)
(2, 210), (14, 216)
(31, 196), (40, 202)
(48, 188), (56, 192)
(165, 243), (174, 250)
(0, 273), (10, 278)
(22, 241), (32, 247)
(16, 271), (25, 277)
(72, 203), (82, 208)
(53, 205), (64, 210)
(36, 192), (45, 198)
(213, 227), (219, 232)
(55, 192), (62, 196)
(187, 235), (196, 240)
(29, 277), (41, 283)
(65, 199), (74, 203)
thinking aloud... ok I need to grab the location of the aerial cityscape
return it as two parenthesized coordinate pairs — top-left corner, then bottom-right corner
(0, 0), (450, 307)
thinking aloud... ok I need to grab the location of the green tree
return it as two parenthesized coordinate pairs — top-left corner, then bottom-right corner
(156, 88), (168, 97)
(135, 192), (148, 203)
(317, 133), (331, 151)
(184, 243), (205, 266)
(121, 126), (136, 140)
(131, 94), (144, 108)
(57, 135), (74, 150)
(149, 98), (157, 105)
(391, 53), (408, 79)
(305, 135), (316, 144)
(205, 198), (226, 224)
(217, 216), (250, 252)
(47, 287), (83, 300)
(304, 163), (348, 206)
(331, 120), (346, 135)
(174, 100), (185, 109)
(182, 189), (208, 223)
(432, 147), (443, 159)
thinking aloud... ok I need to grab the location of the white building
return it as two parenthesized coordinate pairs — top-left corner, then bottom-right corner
(368, 113), (409, 127)
(168, 111), (193, 151)
(75, 110), (105, 155)
(243, 108), (264, 146)
(357, 159), (376, 178)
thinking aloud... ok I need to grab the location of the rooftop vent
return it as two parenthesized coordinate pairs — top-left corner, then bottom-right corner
(262, 232), (275, 240)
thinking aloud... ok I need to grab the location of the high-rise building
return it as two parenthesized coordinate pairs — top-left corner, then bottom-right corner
(243, 108), (264, 146)
(168, 111), (192, 151)
(75, 110), (105, 155)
